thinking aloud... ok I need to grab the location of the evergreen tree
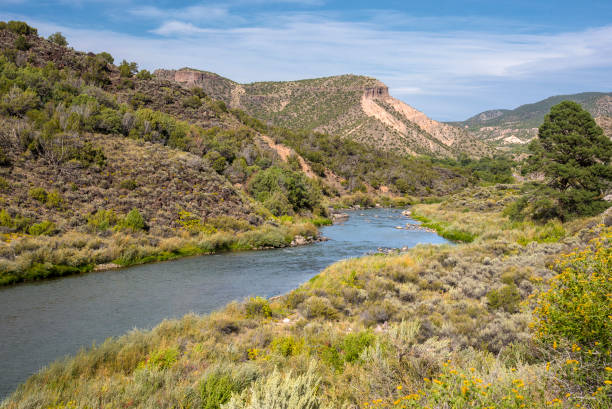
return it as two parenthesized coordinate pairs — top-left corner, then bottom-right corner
(47, 32), (67, 46)
(526, 101), (612, 220)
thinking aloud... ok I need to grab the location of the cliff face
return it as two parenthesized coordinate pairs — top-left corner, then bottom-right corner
(153, 68), (235, 101)
(155, 69), (489, 157)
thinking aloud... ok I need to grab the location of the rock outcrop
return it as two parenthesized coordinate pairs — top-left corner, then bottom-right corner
(155, 69), (488, 158)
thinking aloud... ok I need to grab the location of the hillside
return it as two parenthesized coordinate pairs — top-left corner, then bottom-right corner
(155, 68), (491, 158)
(452, 92), (612, 147)
(0, 22), (482, 285)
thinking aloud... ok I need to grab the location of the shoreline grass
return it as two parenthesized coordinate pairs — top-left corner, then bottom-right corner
(0, 219), (322, 287)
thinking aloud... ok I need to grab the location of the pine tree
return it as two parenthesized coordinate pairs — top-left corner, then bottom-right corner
(526, 101), (612, 220)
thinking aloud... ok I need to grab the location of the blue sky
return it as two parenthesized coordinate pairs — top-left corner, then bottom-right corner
(2, 1), (611, 120)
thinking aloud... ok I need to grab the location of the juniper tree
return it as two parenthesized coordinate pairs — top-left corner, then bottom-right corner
(526, 101), (612, 220)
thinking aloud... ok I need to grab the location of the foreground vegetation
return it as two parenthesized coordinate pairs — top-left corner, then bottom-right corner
(3, 185), (609, 408)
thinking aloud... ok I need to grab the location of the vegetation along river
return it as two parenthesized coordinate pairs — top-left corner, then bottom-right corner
(0, 208), (448, 398)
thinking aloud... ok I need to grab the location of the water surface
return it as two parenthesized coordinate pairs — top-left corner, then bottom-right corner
(0, 208), (448, 398)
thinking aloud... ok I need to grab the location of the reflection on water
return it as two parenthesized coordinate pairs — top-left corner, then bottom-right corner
(0, 208), (448, 398)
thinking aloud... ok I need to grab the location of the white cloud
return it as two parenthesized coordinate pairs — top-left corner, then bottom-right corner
(8, 12), (612, 120)
(152, 21), (210, 36)
(129, 5), (231, 22)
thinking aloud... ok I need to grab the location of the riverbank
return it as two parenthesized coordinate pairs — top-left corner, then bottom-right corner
(0, 218), (326, 286)
(3, 186), (608, 408)
(0, 208), (447, 399)
(0, 191), (413, 287)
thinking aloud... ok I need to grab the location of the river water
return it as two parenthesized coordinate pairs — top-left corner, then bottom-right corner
(0, 208), (448, 398)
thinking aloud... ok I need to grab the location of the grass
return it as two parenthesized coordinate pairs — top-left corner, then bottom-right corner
(410, 213), (476, 243)
(3, 185), (609, 409)
(0, 220), (320, 285)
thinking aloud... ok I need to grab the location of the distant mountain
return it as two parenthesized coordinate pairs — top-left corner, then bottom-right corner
(451, 92), (612, 147)
(155, 68), (490, 157)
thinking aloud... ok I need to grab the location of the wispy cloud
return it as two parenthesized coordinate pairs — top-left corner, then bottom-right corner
(129, 5), (231, 22)
(9, 11), (612, 120)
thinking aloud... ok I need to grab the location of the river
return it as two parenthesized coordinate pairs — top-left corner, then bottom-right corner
(0, 208), (448, 398)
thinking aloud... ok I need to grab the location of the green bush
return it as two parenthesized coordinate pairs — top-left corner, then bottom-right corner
(118, 60), (138, 78)
(271, 336), (304, 357)
(87, 209), (118, 231)
(182, 95), (201, 109)
(129, 92), (151, 109)
(119, 179), (138, 190)
(0, 148), (11, 167)
(300, 296), (338, 320)
(533, 231), (611, 350)
(0, 176), (10, 191)
(200, 372), (239, 409)
(14, 35), (29, 51)
(118, 209), (146, 231)
(45, 191), (63, 208)
(28, 220), (56, 236)
(341, 331), (375, 363)
(97, 51), (114, 64)
(135, 69), (152, 80)
(245, 296), (272, 318)
(1, 86), (40, 117)
(144, 347), (179, 370)
(47, 32), (67, 46)
(29, 187), (47, 203)
(486, 283), (521, 313)
(5, 21), (38, 35)
(249, 166), (320, 214)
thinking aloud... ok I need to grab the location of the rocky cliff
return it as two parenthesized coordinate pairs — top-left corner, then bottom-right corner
(155, 68), (489, 157)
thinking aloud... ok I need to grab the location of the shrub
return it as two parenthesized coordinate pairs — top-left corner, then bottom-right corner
(14, 35), (30, 51)
(341, 331), (375, 363)
(28, 220), (56, 236)
(532, 229), (611, 350)
(245, 296), (272, 318)
(200, 372), (239, 409)
(486, 283), (521, 313)
(45, 190), (63, 208)
(142, 347), (179, 370)
(0, 176), (10, 191)
(6, 21), (38, 35)
(119, 179), (138, 190)
(263, 190), (292, 217)
(135, 69), (152, 80)
(182, 95), (202, 109)
(129, 92), (151, 109)
(0, 148), (11, 167)
(300, 296), (338, 320)
(97, 51), (114, 64)
(118, 209), (146, 231)
(47, 32), (67, 46)
(271, 336), (304, 357)
(249, 166), (320, 214)
(1, 86), (40, 117)
(0, 209), (14, 227)
(224, 364), (324, 409)
(87, 209), (118, 231)
(118, 60), (138, 78)
(29, 187), (47, 203)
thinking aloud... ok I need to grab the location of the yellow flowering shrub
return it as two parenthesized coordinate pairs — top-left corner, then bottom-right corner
(532, 227), (611, 351)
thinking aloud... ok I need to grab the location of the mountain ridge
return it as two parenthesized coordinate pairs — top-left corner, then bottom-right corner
(451, 91), (612, 147)
(153, 68), (491, 158)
